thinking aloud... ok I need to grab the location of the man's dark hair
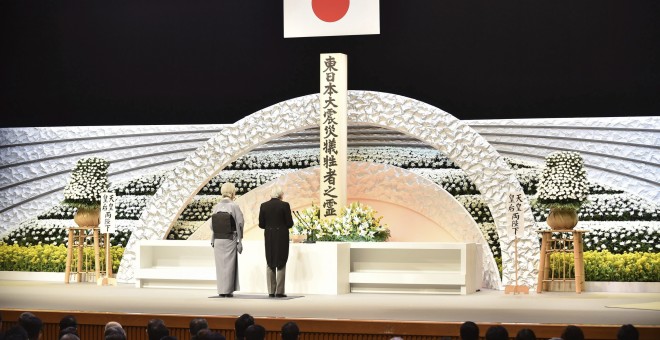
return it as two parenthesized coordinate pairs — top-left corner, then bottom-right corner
(617, 324), (639, 340)
(160, 337), (178, 340)
(245, 324), (266, 340)
(516, 328), (536, 340)
(485, 325), (509, 340)
(18, 313), (42, 340)
(59, 326), (79, 339)
(59, 315), (78, 331)
(190, 317), (209, 338)
(460, 321), (479, 340)
(147, 319), (169, 340)
(281, 321), (299, 340)
(561, 325), (584, 340)
(235, 313), (255, 340)
(5, 326), (29, 340)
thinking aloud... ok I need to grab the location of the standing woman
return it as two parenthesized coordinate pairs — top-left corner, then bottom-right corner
(211, 182), (244, 297)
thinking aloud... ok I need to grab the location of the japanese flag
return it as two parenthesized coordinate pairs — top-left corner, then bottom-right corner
(284, 0), (380, 38)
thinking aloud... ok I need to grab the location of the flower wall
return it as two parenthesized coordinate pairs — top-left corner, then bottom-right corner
(2, 146), (659, 281)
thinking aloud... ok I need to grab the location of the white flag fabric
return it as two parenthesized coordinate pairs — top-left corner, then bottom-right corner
(284, 0), (380, 38)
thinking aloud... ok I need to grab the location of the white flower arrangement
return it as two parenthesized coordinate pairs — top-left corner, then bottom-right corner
(293, 202), (390, 242)
(62, 157), (110, 209)
(227, 147), (458, 170)
(409, 169), (478, 195)
(111, 172), (165, 196)
(37, 204), (78, 220)
(577, 221), (660, 253)
(455, 195), (494, 224)
(7, 146), (659, 264)
(535, 151), (589, 210)
(179, 195), (223, 221)
(3, 218), (205, 247)
(114, 196), (149, 220)
(201, 169), (296, 194)
(577, 194), (660, 221)
(478, 222), (502, 258)
(532, 193), (660, 222)
(166, 221), (206, 240)
(480, 221), (660, 257)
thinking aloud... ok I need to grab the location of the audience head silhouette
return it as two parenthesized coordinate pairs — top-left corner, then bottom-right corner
(281, 321), (299, 340)
(516, 328), (536, 340)
(60, 333), (80, 340)
(235, 313), (255, 340)
(59, 315), (77, 331)
(5, 326), (29, 340)
(245, 324), (266, 340)
(460, 321), (479, 340)
(561, 325), (584, 340)
(18, 312), (42, 340)
(617, 324), (639, 340)
(105, 325), (127, 340)
(197, 329), (226, 340)
(190, 317), (209, 339)
(59, 326), (79, 339)
(147, 318), (169, 340)
(485, 325), (509, 340)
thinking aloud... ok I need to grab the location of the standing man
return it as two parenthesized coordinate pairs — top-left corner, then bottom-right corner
(259, 186), (294, 298)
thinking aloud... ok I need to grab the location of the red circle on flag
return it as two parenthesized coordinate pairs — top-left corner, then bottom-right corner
(312, 0), (350, 23)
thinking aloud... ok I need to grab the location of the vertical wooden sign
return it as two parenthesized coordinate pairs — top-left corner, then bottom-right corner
(320, 53), (347, 219)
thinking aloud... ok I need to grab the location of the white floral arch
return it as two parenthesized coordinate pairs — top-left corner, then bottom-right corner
(117, 90), (539, 289)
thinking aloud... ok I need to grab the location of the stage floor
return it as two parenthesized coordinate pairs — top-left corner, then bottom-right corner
(1, 280), (659, 326)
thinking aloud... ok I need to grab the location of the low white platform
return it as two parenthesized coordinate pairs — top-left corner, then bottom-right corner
(135, 240), (481, 295)
(136, 240), (350, 295)
(349, 242), (482, 295)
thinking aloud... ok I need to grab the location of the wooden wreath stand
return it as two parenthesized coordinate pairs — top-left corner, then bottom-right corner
(64, 227), (115, 285)
(64, 226), (100, 283)
(537, 229), (586, 293)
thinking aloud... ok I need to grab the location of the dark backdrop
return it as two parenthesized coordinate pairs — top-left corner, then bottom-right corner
(1, 1), (659, 127)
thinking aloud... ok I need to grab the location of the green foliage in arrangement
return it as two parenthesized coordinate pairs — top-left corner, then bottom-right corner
(547, 251), (660, 282)
(0, 244), (124, 273)
(293, 202), (390, 242)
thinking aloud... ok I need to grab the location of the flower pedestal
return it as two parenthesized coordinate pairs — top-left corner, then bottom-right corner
(64, 226), (101, 284)
(537, 229), (586, 293)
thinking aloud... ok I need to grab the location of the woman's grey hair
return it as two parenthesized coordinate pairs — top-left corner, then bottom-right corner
(270, 186), (284, 199)
(221, 182), (237, 198)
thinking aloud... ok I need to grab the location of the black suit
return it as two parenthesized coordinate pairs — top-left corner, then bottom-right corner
(259, 197), (294, 295)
